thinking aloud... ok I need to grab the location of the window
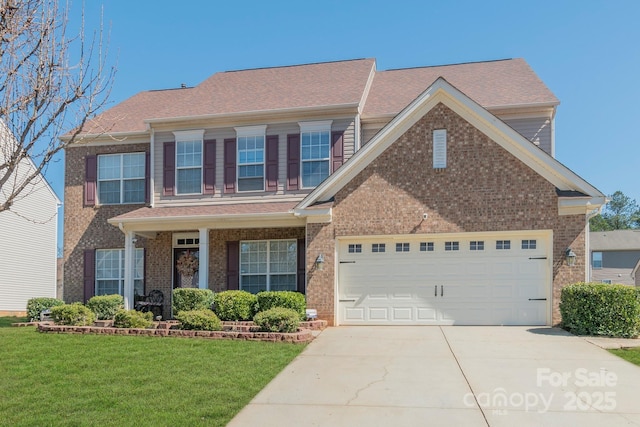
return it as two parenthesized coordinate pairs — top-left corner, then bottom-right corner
(420, 242), (434, 252)
(97, 153), (145, 204)
(522, 240), (537, 250)
(496, 240), (511, 250)
(176, 137), (203, 194)
(470, 241), (484, 251)
(96, 249), (143, 296)
(601, 279), (612, 284)
(240, 240), (297, 293)
(348, 244), (362, 253)
(445, 241), (459, 251)
(236, 126), (267, 192)
(592, 252), (603, 269)
(396, 243), (410, 252)
(372, 243), (386, 253)
(177, 238), (199, 246)
(300, 121), (331, 188)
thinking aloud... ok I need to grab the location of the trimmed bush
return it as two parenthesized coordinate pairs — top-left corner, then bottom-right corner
(175, 310), (222, 331)
(560, 282), (640, 338)
(253, 307), (300, 333)
(50, 303), (96, 326)
(86, 294), (124, 320)
(172, 288), (215, 313)
(256, 291), (306, 320)
(26, 297), (65, 321)
(113, 309), (153, 329)
(213, 290), (257, 321)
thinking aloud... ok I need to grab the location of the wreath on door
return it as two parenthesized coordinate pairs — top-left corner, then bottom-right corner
(176, 251), (199, 277)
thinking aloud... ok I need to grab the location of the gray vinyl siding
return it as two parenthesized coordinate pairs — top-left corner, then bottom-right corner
(503, 117), (552, 156)
(154, 117), (356, 205)
(601, 250), (640, 269)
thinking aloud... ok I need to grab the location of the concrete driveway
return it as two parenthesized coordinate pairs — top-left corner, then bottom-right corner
(228, 327), (640, 426)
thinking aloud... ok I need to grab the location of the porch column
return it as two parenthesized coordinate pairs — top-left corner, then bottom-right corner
(199, 228), (209, 289)
(123, 230), (135, 310)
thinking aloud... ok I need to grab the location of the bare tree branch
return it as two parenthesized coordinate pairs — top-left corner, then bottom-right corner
(0, 0), (115, 215)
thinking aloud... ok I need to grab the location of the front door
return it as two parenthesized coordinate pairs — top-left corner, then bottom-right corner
(173, 248), (200, 289)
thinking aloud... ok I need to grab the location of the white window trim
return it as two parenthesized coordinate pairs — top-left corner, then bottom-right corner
(299, 120), (332, 189)
(174, 130), (205, 196)
(239, 239), (297, 292)
(433, 129), (447, 169)
(95, 248), (144, 296)
(235, 125), (267, 193)
(97, 152), (146, 205)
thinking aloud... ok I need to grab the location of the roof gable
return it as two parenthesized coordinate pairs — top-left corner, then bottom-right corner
(590, 230), (640, 251)
(296, 78), (604, 212)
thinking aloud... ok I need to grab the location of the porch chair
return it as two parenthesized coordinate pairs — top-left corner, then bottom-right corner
(134, 289), (164, 319)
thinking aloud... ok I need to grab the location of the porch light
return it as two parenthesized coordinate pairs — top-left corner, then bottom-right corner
(565, 248), (577, 267)
(315, 254), (325, 271)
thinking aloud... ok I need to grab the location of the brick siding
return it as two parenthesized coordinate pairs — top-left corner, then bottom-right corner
(305, 103), (586, 325)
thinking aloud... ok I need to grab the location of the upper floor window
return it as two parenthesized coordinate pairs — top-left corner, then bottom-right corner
(592, 252), (603, 269)
(300, 121), (332, 188)
(236, 126), (266, 192)
(174, 130), (204, 195)
(98, 153), (145, 204)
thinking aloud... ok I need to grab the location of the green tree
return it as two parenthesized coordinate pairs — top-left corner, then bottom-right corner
(589, 191), (640, 231)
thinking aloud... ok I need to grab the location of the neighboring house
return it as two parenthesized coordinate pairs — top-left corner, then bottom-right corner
(590, 230), (640, 286)
(0, 124), (61, 316)
(62, 58), (605, 326)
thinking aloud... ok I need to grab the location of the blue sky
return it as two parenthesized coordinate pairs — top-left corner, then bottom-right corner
(51, 0), (640, 249)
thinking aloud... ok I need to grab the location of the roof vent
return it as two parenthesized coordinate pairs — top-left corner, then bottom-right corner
(180, 83), (187, 88)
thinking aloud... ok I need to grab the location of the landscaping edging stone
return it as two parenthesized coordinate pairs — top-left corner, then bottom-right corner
(35, 319), (327, 343)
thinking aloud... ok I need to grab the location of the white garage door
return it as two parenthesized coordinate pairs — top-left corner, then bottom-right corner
(338, 231), (551, 326)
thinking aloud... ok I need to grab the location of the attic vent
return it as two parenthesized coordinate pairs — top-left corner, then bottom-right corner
(433, 129), (447, 169)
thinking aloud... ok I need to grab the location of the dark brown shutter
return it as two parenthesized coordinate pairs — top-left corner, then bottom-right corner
(142, 248), (146, 295)
(84, 155), (97, 207)
(287, 134), (300, 190)
(223, 138), (236, 194)
(163, 141), (175, 196)
(203, 139), (216, 195)
(226, 241), (239, 290)
(297, 238), (306, 294)
(83, 249), (96, 302)
(331, 131), (345, 173)
(144, 152), (151, 204)
(266, 135), (279, 192)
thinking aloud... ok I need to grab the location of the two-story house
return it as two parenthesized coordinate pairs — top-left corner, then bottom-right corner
(63, 58), (605, 326)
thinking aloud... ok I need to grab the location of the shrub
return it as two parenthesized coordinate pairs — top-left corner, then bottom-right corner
(253, 307), (300, 333)
(172, 288), (215, 314)
(86, 294), (124, 320)
(26, 297), (65, 321)
(560, 282), (640, 338)
(50, 303), (96, 326)
(256, 291), (306, 320)
(175, 310), (222, 331)
(213, 290), (257, 321)
(113, 309), (153, 329)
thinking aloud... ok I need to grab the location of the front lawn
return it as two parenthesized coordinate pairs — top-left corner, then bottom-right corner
(609, 348), (640, 366)
(0, 318), (305, 426)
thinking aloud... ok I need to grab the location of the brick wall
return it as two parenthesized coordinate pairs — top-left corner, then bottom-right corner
(63, 143), (149, 303)
(306, 103), (586, 325)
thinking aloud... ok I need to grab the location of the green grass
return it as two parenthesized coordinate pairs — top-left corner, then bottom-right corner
(0, 318), (306, 426)
(0, 316), (27, 327)
(610, 348), (640, 366)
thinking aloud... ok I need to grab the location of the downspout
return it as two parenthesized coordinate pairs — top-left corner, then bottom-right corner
(149, 128), (155, 207)
(585, 207), (602, 283)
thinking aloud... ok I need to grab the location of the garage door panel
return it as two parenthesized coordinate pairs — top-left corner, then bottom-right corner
(338, 232), (550, 326)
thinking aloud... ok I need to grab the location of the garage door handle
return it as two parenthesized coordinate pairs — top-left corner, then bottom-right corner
(340, 261), (356, 264)
(529, 257), (547, 260)
(528, 298), (547, 301)
(441, 285), (444, 297)
(339, 299), (357, 302)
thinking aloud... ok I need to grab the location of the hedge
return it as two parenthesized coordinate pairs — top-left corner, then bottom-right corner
(175, 310), (222, 331)
(50, 303), (96, 326)
(560, 282), (640, 338)
(26, 297), (65, 321)
(113, 309), (153, 328)
(172, 288), (215, 313)
(253, 307), (300, 333)
(256, 291), (306, 320)
(86, 294), (124, 320)
(213, 290), (257, 321)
